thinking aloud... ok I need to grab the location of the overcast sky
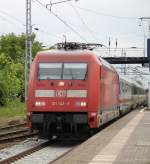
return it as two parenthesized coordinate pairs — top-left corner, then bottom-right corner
(0, 0), (150, 86)
(0, 0), (150, 48)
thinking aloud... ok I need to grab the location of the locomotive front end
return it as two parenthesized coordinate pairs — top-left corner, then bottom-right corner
(27, 51), (99, 138)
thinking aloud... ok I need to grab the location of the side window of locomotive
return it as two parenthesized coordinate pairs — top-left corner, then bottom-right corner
(63, 63), (87, 80)
(120, 81), (123, 93)
(122, 82), (124, 93)
(38, 63), (62, 80)
(122, 82), (126, 93)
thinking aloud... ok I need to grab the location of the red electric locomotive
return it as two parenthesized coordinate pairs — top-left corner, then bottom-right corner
(27, 48), (120, 138)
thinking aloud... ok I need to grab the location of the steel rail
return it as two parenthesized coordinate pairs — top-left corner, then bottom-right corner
(0, 141), (49, 164)
(0, 131), (38, 143)
(0, 123), (26, 131)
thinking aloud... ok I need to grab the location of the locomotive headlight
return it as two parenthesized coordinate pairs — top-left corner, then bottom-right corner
(58, 81), (64, 86)
(76, 101), (87, 107)
(80, 102), (87, 107)
(35, 101), (46, 106)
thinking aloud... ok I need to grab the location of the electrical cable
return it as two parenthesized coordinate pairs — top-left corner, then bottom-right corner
(0, 14), (24, 31)
(33, 0), (88, 42)
(73, 5), (137, 20)
(69, 3), (99, 42)
(0, 10), (24, 24)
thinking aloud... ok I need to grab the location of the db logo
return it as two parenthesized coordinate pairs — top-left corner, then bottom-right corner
(55, 90), (67, 97)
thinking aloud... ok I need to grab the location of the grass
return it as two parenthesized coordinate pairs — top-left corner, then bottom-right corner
(0, 99), (26, 118)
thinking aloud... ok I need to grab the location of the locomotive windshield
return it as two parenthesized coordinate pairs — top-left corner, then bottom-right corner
(38, 63), (87, 80)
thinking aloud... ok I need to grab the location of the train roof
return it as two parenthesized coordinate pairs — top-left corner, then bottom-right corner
(119, 75), (145, 90)
(36, 50), (98, 60)
(37, 49), (92, 55)
(35, 49), (145, 89)
(98, 56), (116, 72)
(36, 49), (117, 72)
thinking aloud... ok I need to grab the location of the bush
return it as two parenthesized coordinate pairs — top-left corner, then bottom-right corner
(0, 81), (8, 105)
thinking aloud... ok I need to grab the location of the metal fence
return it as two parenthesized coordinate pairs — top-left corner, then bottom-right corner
(95, 48), (145, 58)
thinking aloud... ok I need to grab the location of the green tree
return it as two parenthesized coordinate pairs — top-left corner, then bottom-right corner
(0, 33), (43, 104)
(0, 54), (21, 99)
(0, 33), (42, 63)
(0, 80), (8, 105)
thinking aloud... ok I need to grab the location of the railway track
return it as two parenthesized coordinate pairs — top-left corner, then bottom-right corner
(0, 123), (26, 131)
(0, 123), (38, 143)
(0, 123), (81, 164)
(0, 139), (79, 164)
(0, 108), (146, 164)
(0, 129), (38, 143)
(0, 138), (48, 164)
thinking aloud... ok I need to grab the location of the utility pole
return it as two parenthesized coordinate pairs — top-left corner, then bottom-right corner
(25, 0), (32, 100)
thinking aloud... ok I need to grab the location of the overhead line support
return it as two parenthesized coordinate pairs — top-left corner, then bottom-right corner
(25, 0), (32, 100)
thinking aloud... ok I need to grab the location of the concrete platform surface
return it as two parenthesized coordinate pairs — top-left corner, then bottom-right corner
(53, 109), (150, 164)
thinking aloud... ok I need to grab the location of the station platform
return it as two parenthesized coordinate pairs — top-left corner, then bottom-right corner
(54, 109), (150, 164)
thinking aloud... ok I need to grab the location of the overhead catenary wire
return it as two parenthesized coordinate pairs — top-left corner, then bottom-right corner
(0, 14), (24, 31)
(32, 0), (88, 42)
(0, 5), (60, 39)
(69, 3), (108, 48)
(0, 10), (24, 25)
(73, 5), (138, 20)
(0, 10), (26, 33)
(69, 3), (99, 42)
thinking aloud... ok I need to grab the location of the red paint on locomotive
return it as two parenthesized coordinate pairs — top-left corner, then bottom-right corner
(27, 50), (144, 138)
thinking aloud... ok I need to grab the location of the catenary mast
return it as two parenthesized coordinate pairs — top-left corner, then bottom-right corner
(25, 0), (32, 100)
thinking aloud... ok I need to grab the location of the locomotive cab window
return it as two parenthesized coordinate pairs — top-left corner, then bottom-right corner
(63, 63), (87, 80)
(38, 63), (62, 80)
(38, 63), (87, 80)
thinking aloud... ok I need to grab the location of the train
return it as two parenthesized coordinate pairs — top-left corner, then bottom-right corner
(27, 46), (147, 139)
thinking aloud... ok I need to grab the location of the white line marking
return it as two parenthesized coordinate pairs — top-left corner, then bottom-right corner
(89, 112), (144, 164)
